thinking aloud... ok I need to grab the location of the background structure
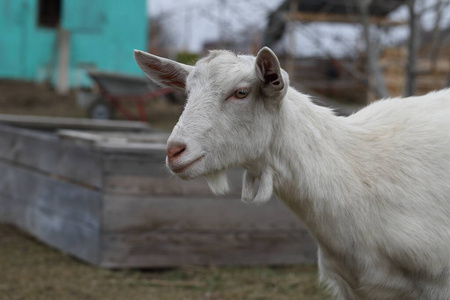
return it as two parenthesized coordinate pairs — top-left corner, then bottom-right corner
(0, 0), (147, 91)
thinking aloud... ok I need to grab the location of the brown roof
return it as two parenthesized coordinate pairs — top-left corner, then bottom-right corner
(264, 0), (407, 46)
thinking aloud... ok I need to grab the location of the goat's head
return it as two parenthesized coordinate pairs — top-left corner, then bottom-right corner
(134, 47), (289, 202)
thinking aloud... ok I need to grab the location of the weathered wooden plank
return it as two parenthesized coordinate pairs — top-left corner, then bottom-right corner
(102, 194), (307, 233)
(104, 173), (243, 196)
(103, 151), (167, 177)
(0, 125), (103, 188)
(104, 176), (213, 196)
(0, 114), (149, 131)
(97, 142), (167, 154)
(100, 231), (317, 268)
(0, 161), (102, 228)
(0, 192), (12, 224)
(0, 193), (100, 265)
(103, 150), (243, 196)
(287, 12), (406, 26)
(58, 130), (169, 147)
(104, 151), (242, 179)
(0, 160), (101, 265)
(0, 194), (21, 226)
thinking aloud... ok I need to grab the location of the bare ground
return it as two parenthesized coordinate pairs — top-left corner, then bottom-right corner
(0, 224), (332, 300)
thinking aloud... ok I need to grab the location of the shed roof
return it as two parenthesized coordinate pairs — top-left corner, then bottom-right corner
(264, 0), (407, 46)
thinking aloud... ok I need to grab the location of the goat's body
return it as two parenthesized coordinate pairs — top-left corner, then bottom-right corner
(135, 48), (450, 300)
(267, 88), (450, 299)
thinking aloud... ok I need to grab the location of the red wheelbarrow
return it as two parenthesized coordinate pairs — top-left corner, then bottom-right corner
(80, 71), (176, 121)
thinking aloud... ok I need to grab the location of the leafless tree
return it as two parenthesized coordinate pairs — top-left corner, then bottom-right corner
(428, 0), (445, 71)
(404, 0), (450, 95)
(404, 0), (419, 96)
(358, 0), (390, 100)
(148, 14), (175, 57)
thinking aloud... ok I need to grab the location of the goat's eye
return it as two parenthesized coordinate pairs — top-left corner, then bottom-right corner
(232, 89), (249, 99)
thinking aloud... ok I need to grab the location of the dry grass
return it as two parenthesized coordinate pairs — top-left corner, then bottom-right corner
(0, 224), (332, 300)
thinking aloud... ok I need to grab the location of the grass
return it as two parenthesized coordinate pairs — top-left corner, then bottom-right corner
(0, 224), (332, 300)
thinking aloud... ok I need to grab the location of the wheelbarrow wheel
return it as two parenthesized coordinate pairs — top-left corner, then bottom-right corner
(165, 91), (185, 105)
(88, 98), (114, 120)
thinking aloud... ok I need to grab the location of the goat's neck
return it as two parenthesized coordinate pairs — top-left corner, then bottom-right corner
(264, 88), (367, 246)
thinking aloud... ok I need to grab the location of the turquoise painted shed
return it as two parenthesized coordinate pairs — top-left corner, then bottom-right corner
(0, 0), (148, 87)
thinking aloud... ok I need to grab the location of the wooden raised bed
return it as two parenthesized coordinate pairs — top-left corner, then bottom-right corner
(0, 123), (317, 268)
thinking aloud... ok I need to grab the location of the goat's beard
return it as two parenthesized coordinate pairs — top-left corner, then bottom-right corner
(204, 167), (274, 203)
(205, 170), (229, 195)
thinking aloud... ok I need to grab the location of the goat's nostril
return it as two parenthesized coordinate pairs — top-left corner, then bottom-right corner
(167, 143), (187, 161)
(173, 146), (185, 157)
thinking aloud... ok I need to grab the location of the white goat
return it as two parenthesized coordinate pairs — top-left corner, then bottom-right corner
(134, 47), (450, 300)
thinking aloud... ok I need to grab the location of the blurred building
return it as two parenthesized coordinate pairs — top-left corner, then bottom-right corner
(382, 27), (450, 96)
(0, 0), (147, 90)
(264, 0), (407, 47)
(263, 0), (407, 103)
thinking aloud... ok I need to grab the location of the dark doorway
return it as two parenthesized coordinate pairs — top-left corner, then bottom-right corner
(37, 0), (62, 28)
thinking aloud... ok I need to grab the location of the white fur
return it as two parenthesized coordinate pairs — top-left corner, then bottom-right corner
(205, 171), (229, 195)
(135, 48), (450, 300)
(242, 168), (274, 203)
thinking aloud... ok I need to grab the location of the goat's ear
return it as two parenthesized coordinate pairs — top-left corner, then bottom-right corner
(255, 47), (285, 96)
(134, 50), (194, 91)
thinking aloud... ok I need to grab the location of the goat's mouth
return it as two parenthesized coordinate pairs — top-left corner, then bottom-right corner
(171, 155), (205, 174)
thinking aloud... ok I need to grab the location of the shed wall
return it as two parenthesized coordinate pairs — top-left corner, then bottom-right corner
(0, 0), (147, 86)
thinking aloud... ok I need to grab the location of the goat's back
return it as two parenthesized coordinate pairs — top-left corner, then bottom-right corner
(331, 89), (450, 299)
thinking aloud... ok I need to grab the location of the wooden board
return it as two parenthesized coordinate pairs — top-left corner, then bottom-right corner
(104, 175), (213, 196)
(58, 130), (170, 145)
(102, 195), (306, 233)
(0, 194), (100, 265)
(58, 130), (170, 154)
(287, 12), (406, 26)
(0, 159), (102, 265)
(102, 151), (215, 196)
(0, 125), (103, 188)
(24, 200), (99, 265)
(0, 114), (149, 131)
(0, 161), (102, 229)
(103, 151), (243, 196)
(99, 231), (317, 268)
